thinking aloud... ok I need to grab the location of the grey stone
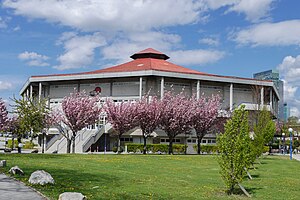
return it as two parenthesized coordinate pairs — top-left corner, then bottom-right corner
(9, 166), (24, 176)
(58, 192), (87, 200)
(29, 170), (54, 185)
(0, 160), (6, 167)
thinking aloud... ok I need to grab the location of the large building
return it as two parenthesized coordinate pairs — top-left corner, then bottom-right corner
(253, 69), (284, 120)
(20, 48), (280, 153)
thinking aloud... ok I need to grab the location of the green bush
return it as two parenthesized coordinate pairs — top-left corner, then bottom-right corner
(193, 145), (218, 154)
(7, 140), (36, 149)
(263, 146), (269, 153)
(125, 143), (186, 154)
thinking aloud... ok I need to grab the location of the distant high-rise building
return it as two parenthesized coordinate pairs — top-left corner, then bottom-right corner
(283, 103), (290, 122)
(253, 69), (284, 120)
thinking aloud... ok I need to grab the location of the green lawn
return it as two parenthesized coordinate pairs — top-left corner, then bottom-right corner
(0, 154), (299, 200)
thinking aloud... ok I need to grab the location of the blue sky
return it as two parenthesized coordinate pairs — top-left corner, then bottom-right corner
(0, 0), (300, 116)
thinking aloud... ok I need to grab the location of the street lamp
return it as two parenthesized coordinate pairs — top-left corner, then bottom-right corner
(282, 132), (285, 154)
(288, 128), (293, 160)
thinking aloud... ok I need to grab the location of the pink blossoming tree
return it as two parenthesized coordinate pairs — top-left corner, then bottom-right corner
(61, 91), (101, 153)
(136, 95), (162, 154)
(160, 92), (193, 154)
(191, 95), (220, 154)
(0, 98), (8, 131)
(105, 100), (138, 154)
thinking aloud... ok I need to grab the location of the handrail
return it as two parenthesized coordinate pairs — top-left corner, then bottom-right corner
(46, 133), (63, 150)
(82, 123), (111, 152)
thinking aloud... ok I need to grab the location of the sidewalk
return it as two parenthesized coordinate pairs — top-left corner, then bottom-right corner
(0, 174), (47, 200)
(291, 153), (300, 161)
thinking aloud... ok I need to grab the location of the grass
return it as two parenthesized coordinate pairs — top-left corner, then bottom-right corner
(0, 154), (299, 200)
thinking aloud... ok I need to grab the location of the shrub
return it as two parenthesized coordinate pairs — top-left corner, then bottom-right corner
(125, 143), (186, 154)
(193, 145), (218, 154)
(7, 140), (35, 149)
(263, 146), (269, 153)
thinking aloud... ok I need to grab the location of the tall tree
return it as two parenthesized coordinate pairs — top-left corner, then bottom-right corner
(160, 92), (192, 155)
(6, 116), (23, 152)
(46, 109), (73, 153)
(0, 98), (9, 131)
(105, 100), (138, 153)
(136, 96), (162, 154)
(191, 95), (220, 154)
(252, 108), (276, 160)
(12, 97), (49, 140)
(61, 91), (101, 153)
(217, 105), (252, 196)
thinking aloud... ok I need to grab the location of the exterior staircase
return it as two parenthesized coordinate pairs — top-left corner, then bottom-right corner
(45, 123), (112, 153)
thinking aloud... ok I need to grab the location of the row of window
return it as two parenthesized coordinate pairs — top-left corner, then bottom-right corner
(160, 138), (181, 143)
(187, 139), (216, 144)
(117, 137), (217, 143)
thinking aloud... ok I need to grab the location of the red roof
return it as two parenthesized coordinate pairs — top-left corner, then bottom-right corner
(83, 57), (208, 75)
(31, 48), (272, 83)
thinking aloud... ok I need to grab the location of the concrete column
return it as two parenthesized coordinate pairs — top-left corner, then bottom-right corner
(26, 88), (29, 100)
(30, 84), (33, 100)
(110, 82), (113, 97)
(260, 86), (264, 108)
(161, 77), (164, 99)
(139, 77), (143, 100)
(230, 83), (233, 111)
(270, 88), (273, 111)
(38, 82), (42, 102)
(196, 80), (200, 100)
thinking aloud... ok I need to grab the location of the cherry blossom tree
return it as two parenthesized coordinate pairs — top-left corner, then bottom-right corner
(160, 92), (193, 155)
(105, 100), (138, 154)
(191, 95), (220, 154)
(136, 96), (162, 154)
(61, 91), (101, 153)
(0, 98), (8, 131)
(6, 116), (23, 152)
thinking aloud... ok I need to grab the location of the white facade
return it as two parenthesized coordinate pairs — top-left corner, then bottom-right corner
(20, 49), (280, 153)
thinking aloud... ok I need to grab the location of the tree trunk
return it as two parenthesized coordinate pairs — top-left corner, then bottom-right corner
(168, 137), (173, 155)
(197, 133), (206, 155)
(143, 135), (147, 155)
(197, 135), (202, 155)
(17, 137), (21, 154)
(72, 132), (76, 154)
(11, 137), (14, 151)
(66, 139), (71, 153)
(117, 135), (121, 154)
(184, 133), (187, 155)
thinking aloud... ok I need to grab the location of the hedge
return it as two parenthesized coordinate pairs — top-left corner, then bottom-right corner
(125, 143), (186, 154)
(7, 140), (36, 149)
(193, 145), (218, 154)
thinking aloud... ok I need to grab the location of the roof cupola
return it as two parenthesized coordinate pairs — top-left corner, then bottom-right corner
(130, 48), (170, 60)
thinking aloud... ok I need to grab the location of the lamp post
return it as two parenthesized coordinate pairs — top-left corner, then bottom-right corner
(288, 128), (293, 160)
(282, 132), (285, 154)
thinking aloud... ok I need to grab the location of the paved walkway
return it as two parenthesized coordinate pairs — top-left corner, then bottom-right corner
(0, 174), (47, 200)
(291, 153), (300, 161)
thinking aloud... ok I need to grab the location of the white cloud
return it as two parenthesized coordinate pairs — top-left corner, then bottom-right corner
(0, 81), (13, 91)
(18, 51), (50, 66)
(2, 0), (275, 35)
(101, 31), (181, 63)
(169, 49), (225, 66)
(199, 37), (219, 46)
(277, 55), (300, 118)
(0, 16), (8, 28)
(226, 0), (274, 22)
(233, 20), (300, 46)
(2, 0), (203, 32)
(205, 0), (274, 22)
(290, 107), (300, 118)
(54, 32), (106, 70)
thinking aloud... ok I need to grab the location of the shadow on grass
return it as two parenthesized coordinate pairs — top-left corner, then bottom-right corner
(231, 186), (262, 197)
